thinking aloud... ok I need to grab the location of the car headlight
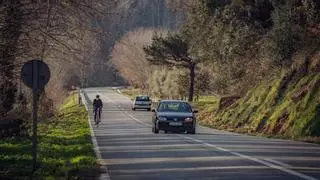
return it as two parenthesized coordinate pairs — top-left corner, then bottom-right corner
(158, 117), (167, 121)
(184, 117), (193, 122)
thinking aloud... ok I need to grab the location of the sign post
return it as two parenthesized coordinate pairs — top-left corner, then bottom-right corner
(21, 60), (50, 172)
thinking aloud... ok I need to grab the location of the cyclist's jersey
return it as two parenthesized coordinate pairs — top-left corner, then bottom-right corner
(93, 98), (103, 109)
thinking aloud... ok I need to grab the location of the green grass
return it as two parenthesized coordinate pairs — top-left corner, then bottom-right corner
(0, 93), (99, 179)
(196, 95), (218, 102)
(120, 88), (219, 110)
(120, 88), (141, 100)
(198, 71), (320, 142)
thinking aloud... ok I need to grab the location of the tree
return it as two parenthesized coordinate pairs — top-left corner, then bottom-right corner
(110, 28), (166, 90)
(163, 69), (180, 99)
(194, 69), (211, 99)
(0, 1), (23, 118)
(179, 0), (320, 95)
(174, 68), (211, 101)
(144, 33), (198, 101)
(176, 71), (189, 99)
(262, 0), (320, 67)
(0, 1), (115, 118)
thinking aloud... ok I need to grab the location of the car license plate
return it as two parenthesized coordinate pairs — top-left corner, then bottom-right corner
(169, 122), (182, 126)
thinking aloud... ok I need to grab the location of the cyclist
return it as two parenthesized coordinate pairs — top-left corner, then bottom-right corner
(93, 95), (103, 125)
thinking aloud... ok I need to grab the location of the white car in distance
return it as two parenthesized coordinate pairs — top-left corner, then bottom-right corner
(132, 95), (152, 111)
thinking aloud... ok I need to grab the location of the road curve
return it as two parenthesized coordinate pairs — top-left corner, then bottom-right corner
(82, 87), (320, 180)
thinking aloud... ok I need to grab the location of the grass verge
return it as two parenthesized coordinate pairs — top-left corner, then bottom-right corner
(119, 87), (219, 112)
(120, 88), (141, 100)
(0, 93), (99, 179)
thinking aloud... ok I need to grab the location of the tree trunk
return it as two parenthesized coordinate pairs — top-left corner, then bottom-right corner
(188, 63), (196, 102)
(0, 1), (22, 117)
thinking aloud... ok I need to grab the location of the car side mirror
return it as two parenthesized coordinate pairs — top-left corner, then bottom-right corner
(193, 110), (198, 113)
(152, 109), (156, 112)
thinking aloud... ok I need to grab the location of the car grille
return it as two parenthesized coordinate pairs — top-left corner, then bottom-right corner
(166, 117), (185, 121)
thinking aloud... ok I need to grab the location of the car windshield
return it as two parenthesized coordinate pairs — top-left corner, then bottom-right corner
(157, 101), (192, 113)
(135, 96), (150, 101)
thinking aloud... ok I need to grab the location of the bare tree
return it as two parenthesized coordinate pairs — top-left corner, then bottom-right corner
(111, 28), (168, 91)
(0, 1), (115, 117)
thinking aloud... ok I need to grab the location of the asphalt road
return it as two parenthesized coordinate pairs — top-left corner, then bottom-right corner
(83, 88), (320, 180)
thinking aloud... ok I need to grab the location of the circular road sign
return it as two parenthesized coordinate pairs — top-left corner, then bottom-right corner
(21, 60), (50, 90)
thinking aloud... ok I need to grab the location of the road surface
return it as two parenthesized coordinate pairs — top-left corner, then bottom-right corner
(82, 88), (320, 180)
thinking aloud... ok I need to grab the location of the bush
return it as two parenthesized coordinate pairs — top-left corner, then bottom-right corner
(0, 119), (27, 138)
(0, 79), (16, 118)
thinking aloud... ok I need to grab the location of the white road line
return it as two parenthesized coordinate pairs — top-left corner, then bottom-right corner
(100, 93), (152, 128)
(124, 112), (152, 127)
(80, 93), (88, 111)
(81, 91), (111, 180)
(263, 158), (292, 168)
(215, 146), (231, 152)
(113, 166), (269, 173)
(181, 135), (318, 180)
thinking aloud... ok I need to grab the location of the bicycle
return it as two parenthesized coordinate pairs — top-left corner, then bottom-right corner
(93, 107), (102, 126)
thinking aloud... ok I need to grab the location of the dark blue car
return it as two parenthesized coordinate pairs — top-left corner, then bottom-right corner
(152, 100), (198, 134)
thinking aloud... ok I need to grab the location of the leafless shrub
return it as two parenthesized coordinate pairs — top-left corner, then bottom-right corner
(110, 28), (169, 91)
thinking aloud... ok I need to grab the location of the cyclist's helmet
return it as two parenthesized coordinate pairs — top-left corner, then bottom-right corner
(96, 95), (100, 98)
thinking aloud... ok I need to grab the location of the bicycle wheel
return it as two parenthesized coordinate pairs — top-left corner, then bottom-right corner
(97, 109), (101, 124)
(94, 110), (97, 124)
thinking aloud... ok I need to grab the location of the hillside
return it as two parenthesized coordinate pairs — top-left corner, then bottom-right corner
(198, 52), (320, 139)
